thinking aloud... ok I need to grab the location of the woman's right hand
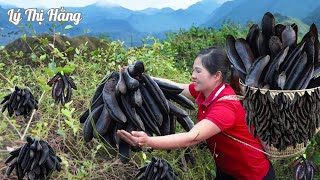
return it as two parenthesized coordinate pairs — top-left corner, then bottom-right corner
(117, 130), (150, 147)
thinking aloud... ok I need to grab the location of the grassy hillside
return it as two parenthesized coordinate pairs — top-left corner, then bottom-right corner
(0, 25), (319, 179)
(0, 32), (213, 180)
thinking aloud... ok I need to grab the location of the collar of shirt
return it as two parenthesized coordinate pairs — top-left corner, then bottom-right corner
(195, 82), (225, 107)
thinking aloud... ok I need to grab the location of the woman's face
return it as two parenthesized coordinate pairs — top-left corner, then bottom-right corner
(192, 57), (220, 96)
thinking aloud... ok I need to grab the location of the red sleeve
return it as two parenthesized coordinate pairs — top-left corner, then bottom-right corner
(189, 83), (200, 99)
(205, 101), (236, 131)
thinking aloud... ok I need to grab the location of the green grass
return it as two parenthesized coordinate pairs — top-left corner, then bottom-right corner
(0, 29), (319, 179)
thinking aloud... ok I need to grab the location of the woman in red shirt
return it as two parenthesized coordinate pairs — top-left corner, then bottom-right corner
(117, 47), (275, 180)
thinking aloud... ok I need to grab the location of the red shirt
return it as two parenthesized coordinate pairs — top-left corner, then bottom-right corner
(189, 82), (270, 180)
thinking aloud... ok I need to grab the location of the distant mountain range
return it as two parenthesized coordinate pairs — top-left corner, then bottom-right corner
(0, 0), (320, 47)
(203, 0), (320, 28)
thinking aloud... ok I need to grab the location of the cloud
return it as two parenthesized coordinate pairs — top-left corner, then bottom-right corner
(0, 0), (97, 8)
(0, 0), (231, 10)
(98, 0), (202, 10)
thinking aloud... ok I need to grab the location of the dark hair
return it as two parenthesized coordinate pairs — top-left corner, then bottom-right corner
(197, 47), (231, 82)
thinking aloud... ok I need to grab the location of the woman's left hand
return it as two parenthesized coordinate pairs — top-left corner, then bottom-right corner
(117, 130), (150, 147)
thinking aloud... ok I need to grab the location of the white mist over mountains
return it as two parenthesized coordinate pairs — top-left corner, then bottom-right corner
(0, 0), (231, 10)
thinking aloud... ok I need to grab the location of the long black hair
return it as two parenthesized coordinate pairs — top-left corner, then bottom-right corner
(197, 47), (231, 83)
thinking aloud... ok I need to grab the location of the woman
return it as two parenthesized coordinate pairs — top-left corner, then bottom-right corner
(117, 47), (276, 180)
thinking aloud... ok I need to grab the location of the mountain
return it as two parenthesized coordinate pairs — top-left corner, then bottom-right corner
(203, 0), (320, 28)
(126, 0), (220, 33)
(126, 9), (199, 33)
(0, 1), (221, 46)
(186, 0), (220, 16)
(69, 4), (133, 21)
(137, 7), (174, 15)
(303, 5), (320, 27)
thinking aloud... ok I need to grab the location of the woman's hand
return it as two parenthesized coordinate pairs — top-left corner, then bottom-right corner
(117, 130), (150, 147)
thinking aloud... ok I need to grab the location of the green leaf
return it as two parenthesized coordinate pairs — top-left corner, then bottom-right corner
(30, 53), (37, 60)
(40, 38), (48, 45)
(62, 67), (74, 73)
(48, 62), (57, 74)
(142, 152), (147, 160)
(75, 48), (80, 55)
(56, 64), (75, 73)
(44, 68), (54, 77)
(65, 47), (74, 53)
(19, 51), (24, 57)
(0, 63), (4, 70)
(21, 34), (27, 41)
(64, 25), (73, 30)
(61, 109), (72, 118)
(40, 54), (46, 61)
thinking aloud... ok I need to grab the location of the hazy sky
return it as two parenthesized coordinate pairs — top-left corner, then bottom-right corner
(0, 0), (230, 10)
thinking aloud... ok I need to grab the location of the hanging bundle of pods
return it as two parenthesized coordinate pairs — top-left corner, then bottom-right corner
(135, 157), (178, 180)
(47, 72), (77, 106)
(4, 136), (62, 180)
(1, 86), (38, 118)
(79, 61), (195, 163)
(291, 156), (317, 180)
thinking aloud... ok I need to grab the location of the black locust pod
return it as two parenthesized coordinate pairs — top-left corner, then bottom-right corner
(307, 76), (320, 88)
(153, 78), (184, 95)
(136, 105), (161, 136)
(263, 47), (289, 87)
(79, 93), (104, 123)
(291, 23), (298, 41)
(79, 72), (117, 123)
(83, 104), (104, 142)
(115, 69), (127, 95)
(230, 65), (242, 95)
(277, 71), (286, 90)
(165, 93), (195, 110)
(120, 93), (145, 131)
(102, 75), (127, 123)
(245, 55), (270, 87)
(281, 25), (297, 51)
(140, 84), (163, 126)
(246, 24), (260, 58)
(226, 35), (247, 75)
(95, 105), (113, 135)
(298, 63), (314, 90)
(284, 52), (308, 90)
(135, 158), (178, 180)
(275, 24), (286, 41)
(309, 23), (320, 68)
(168, 101), (188, 117)
(128, 60), (145, 77)
(256, 31), (268, 57)
(235, 38), (255, 73)
(261, 12), (275, 40)
(176, 115), (194, 132)
(140, 74), (169, 114)
(269, 36), (282, 59)
(280, 41), (305, 74)
(123, 67), (139, 91)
